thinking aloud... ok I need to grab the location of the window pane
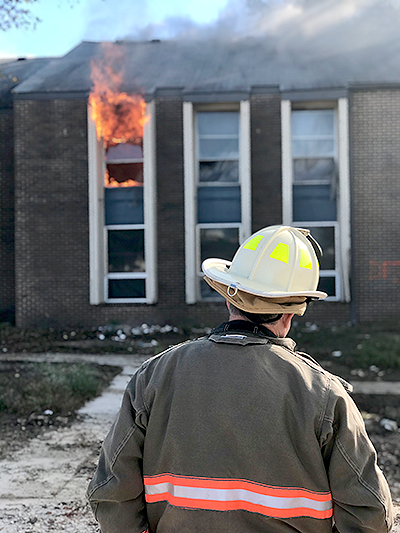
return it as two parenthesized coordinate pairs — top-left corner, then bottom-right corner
(292, 139), (334, 158)
(317, 276), (336, 297)
(292, 110), (334, 136)
(200, 278), (225, 301)
(106, 143), (143, 161)
(200, 228), (239, 263)
(309, 226), (335, 270)
(199, 161), (239, 183)
(293, 184), (337, 222)
(199, 138), (239, 160)
(293, 158), (335, 182)
(198, 112), (239, 135)
(108, 230), (145, 272)
(105, 187), (144, 225)
(198, 186), (241, 223)
(108, 278), (146, 299)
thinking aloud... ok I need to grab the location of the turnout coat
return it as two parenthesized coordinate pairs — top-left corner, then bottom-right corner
(87, 320), (393, 532)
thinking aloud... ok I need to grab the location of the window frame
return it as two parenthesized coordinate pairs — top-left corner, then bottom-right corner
(281, 98), (351, 303)
(104, 224), (147, 303)
(184, 101), (251, 304)
(88, 100), (157, 305)
(298, 220), (341, 301)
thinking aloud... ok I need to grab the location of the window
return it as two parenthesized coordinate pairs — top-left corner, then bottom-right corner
(104, 141), (146, 302)
(184, 103), (251, 303)
(88, 101), (157, 304)
(282, 100), (351, 301)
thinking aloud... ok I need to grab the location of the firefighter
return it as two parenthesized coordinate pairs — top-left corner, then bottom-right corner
(87, 225), (393, 533)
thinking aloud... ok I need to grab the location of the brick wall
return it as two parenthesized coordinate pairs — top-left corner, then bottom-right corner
(350, 88), (400, 322)
(13, 95), (351, 330)
(13, 96), (226, 329)
(0, 108), (15, 322)
(298, 301), (350, 325)
(154, 95), (186, 312)
(14, 99), (91, 327)
(250, 91), (283, 231)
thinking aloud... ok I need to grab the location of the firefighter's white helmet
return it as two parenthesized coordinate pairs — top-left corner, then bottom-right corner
(202, 225), (327, 301)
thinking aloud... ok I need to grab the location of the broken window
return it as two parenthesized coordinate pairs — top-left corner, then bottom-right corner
(105, 143), (144, 187)
(88, 44), (157, 304)
(103, 141), (146, 302)
(88, 101), (156, 305)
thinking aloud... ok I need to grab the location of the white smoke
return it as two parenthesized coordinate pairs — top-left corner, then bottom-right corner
(83, 0), (400, 55)
(211, 0), (400, 49)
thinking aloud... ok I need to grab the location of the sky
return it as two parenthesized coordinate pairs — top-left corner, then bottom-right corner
(1, 0), (400, 60)
(0, 0), (231, 58)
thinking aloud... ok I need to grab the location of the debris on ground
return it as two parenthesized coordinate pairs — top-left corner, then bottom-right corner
(0, 501), (99, 533)
(0, 322), (212, 357)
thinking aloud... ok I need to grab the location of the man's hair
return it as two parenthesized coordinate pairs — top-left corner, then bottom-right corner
(229, 304), (282, 325)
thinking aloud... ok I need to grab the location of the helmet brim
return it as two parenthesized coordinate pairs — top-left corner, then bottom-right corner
(202, 258), (328, 300)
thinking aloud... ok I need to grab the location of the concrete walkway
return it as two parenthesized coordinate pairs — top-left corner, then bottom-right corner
(0, 352), (399, 531)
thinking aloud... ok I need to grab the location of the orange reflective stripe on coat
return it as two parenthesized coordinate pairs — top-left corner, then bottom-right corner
(144, 474), (333, 520)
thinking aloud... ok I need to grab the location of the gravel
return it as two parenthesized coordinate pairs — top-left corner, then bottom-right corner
(0, 412), (105, 532)
(0, 501), (99, 533)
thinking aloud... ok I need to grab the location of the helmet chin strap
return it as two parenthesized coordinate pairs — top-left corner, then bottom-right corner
(238, 308), (282, 325)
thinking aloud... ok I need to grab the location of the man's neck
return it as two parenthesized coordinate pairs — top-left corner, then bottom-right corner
(228, 314), (292, 338)
(217, 320), (277, 338)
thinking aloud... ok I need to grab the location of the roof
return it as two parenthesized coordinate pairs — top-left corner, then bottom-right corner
(0, 57), (53, 104)
(10, 36), (400, 98)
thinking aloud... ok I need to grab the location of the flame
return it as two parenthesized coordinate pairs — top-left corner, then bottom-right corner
(89, 42), (148, 187)
(105, 169), (143, 188)
(107, 178), (143, 188)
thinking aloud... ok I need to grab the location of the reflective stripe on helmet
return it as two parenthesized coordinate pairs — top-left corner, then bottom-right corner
(300, 248), (312, 270)
(243, 235), (264, 251)
(269, 242), (289, 264)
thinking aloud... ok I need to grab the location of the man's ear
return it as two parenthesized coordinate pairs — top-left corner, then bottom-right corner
(281, 313), (294, 329)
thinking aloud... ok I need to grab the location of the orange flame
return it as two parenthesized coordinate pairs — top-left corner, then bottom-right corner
(105, 169), (143, 188)
(107, 178), (143, 188)
(89, 43), (148, 187)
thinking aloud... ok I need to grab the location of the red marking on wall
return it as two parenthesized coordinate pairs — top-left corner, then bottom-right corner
(369, 260), (400, 284)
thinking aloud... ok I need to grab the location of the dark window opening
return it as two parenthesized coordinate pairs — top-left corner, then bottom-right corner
(108, 229), (145, 273)
(108, 278), (146, 299)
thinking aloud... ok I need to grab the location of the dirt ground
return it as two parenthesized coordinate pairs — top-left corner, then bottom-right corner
(1, 403), (399, 532)
(2, 360), (399, 500)
(3, 396), (397, 497)
(0, 324), (399, 530)
(0, 412), (112, 532)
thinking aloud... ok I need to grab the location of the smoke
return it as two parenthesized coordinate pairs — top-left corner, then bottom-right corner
(82, 0), (149, 42)
(219, 0), (389, 56)
(83, 0), (400, 56)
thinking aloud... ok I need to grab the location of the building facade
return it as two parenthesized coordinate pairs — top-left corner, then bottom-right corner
(1, 41), (399, 328)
